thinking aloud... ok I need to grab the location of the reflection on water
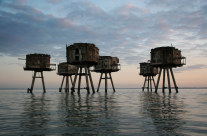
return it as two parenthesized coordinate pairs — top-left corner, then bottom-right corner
(57, 92), (119, 135)
(2, 89), (206, 135)
(21, 93), (51, 134)
(140, 92), (186, 135)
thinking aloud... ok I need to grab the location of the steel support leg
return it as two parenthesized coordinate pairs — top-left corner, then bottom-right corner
(142, 77), (147, 91)
(167, 68), (171, 93)
(71, 66), (79, 94)
(105, 72), (107, 93)
(109, 73), (115, 92)
(41, 72), (46, 93)
(70, 76), (73, 85)
(78, 67), (82, 94)
(30, 71), (36, 93)
(155, 68), (162, 93)
(67, 76), (69, 92)
(170, 68), (178, 93)
(85, 67), (90, 94)
(162, 68), (165, 93)
(150, 76), (152, 92)
(152, 76), (156, 89)
(65, 76), (68, 92)
(97, 73), (103, 92)
(147, 76), (150, 91)
(59, 76), (65, 92)
(88, 67), (95, 93)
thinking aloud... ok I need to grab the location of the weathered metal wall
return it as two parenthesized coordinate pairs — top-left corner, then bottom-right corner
(140, 62), (158, 76)
(151, 47), (182, 66)
(26, 54), (50, 68)
(94, 56), (119, 71)
(58, 62), (77, 75)
(66, 43), (99, 65)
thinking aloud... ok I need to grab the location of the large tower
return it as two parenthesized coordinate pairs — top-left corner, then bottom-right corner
(57, 62), (77, 92)
(150, 46), (186, 93)
(139, 61), (158, 91)
(23, 53), (56, 93)
(66, 43), (99, 94)
(91, 56), (120, 92)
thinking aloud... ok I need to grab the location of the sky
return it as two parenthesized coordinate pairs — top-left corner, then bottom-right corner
(0, 0), (207, 89)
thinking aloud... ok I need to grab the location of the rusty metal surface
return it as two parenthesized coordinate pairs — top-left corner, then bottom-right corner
(92, 56), (120, 72)
(150, 46), (186, 67)
(57, 62), (77, 75)
(66, 43), (99, 66)
(25, 53), (50, 69)
(139, 62), (158, 76)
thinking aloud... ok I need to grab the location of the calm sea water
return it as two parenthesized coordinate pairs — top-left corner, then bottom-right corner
(0, 88), (207, 136)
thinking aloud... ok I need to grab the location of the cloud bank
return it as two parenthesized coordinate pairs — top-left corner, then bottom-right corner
(0, 0), (207, 65)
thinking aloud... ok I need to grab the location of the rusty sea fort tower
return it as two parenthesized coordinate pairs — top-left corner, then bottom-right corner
(91, 56), (120, 92)
(139, 61), (158, 92)
(66, 43), (99, 94)
(22, 53), (56, 93)
(150, 46), (186, 93)
(57, 62), (77, 92)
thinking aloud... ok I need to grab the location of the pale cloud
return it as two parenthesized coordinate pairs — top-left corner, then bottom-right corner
(0, 0), (207, 66)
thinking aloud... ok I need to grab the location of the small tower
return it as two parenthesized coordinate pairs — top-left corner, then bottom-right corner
(92, 56), (120, 92)
(66, 43), (99, 94)
(151, 46), (186, 93)
(23, 53), (56, 93)
(57, 62), (77, 92)
(139, 61), (158, 91)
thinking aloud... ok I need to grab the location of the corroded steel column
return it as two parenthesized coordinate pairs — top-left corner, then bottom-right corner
(109, 73), (115, 92)
(41, 72), (46, 93)
(88, 67), (95, 93)
(167, 68), (171, 93)
(97, 73), (103, 92)
(152, 76), (156, 88)
(71, 66), (79, 94)
(142, 77), (147, 91)
(78, 67), (82, 94)
(150, 76), (152, 92)
(162, 68), (165, 93)
(170, 68), (178, 93)
(85, 67), (90, 94)
(30, 71), (36, 93)
(147, 76), (149, 92)
(59, 76), (65, 92)
(155, 68), (162, 93)
(105, 72), (107, 92)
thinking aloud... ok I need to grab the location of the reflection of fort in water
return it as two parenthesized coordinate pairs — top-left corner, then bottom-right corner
(57, 92), (119, 135)
(20, 94), (51, 133)
(139, 92), (186, 134)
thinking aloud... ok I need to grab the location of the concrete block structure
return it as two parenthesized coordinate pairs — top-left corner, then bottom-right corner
(57, 62), (77, 92)
(66, 43), (99, 66)
(139, 62), (158, 91)
(66, 43), (99, 94)
(23, 53), (56, 93)
(150, 46), (186, 93)
(92, 56), (120, 92)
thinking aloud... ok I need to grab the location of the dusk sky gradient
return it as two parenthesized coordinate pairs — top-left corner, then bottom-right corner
(0, 0), (207, 89)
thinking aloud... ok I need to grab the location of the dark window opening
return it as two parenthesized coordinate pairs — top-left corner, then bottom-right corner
(76, 48), (79, 54)
(75, 56), (79, 61)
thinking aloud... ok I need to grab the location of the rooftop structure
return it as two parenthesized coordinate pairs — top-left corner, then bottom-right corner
(66, 43), (99, 94)
(66, 43), (99, 66)
(151, 46), (186, 67)
(57, 62), (77, 92)
(23, 53), (56, 93)
(139, 61), (158, 91)
(91, 56), (120, 92)
(150, 46), (186, 93)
